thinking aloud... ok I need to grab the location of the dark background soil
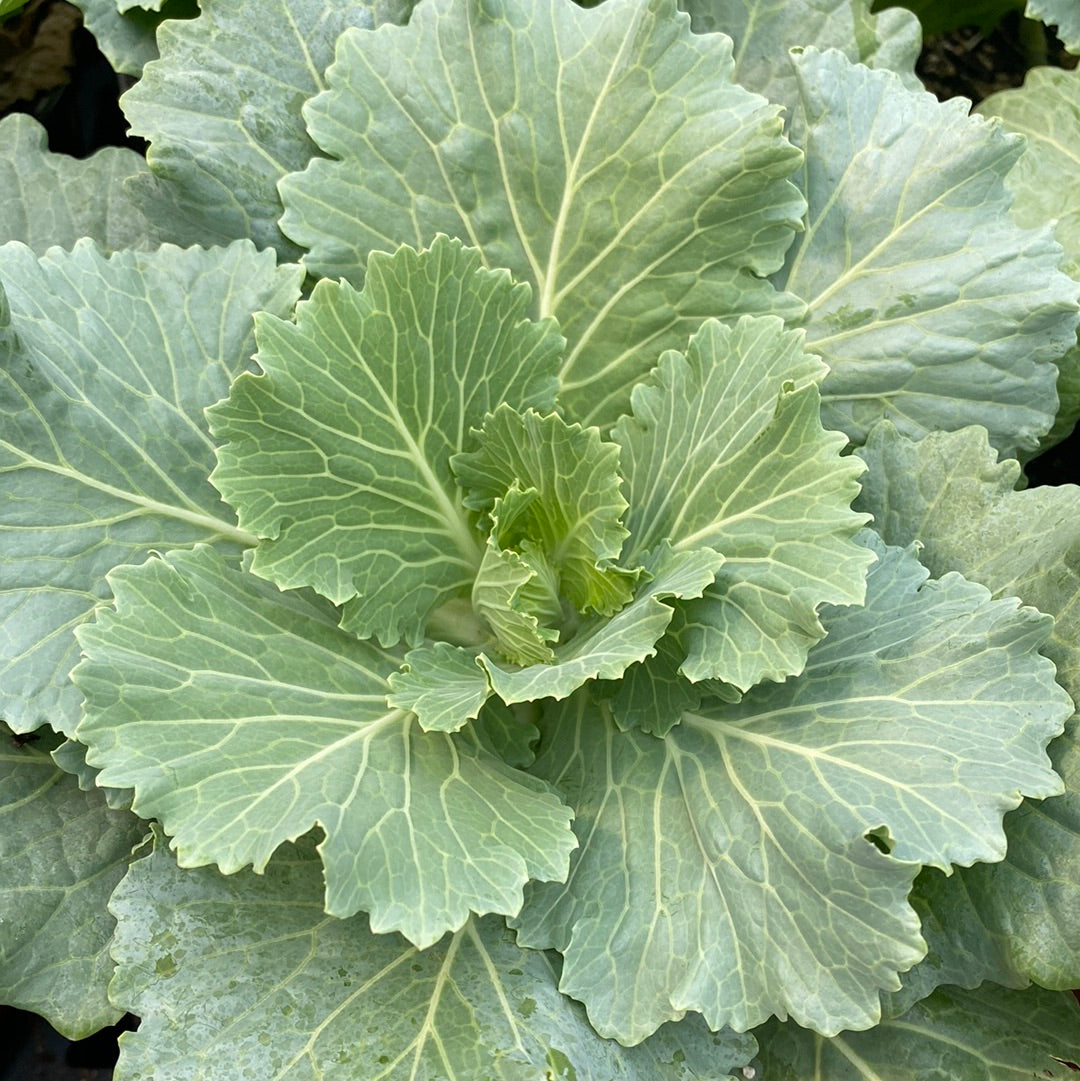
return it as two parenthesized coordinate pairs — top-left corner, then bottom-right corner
(0, 1), (1077, 1077)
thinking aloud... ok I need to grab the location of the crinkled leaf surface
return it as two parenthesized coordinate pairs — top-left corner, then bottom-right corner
(755, 983), (1080, 1081)
(778, 48), (1080, 455)
(279, 0), (805, 427)
(1027, 0), (1080, 51)
(73, 545), (575, 948)
(0, 725), (146, 1038)
(0, 114), (171, 251)
(390, 545), (724, 733)
(612, 315), (871, 691)
(454, 406), (635, 620)
(0, 239), (301, 735)
(512, 534), (1069, 1044)
(109, 836), (757, 1081)
(71, 0), (198, 77)
(122, 0), (414, 256)
(677, 0), (921, 116)
(978, 66), (1080, 448)
(857, 421), (1080, 990)
(882, 722), (1080, 1006)
(209, 238), (561, 646)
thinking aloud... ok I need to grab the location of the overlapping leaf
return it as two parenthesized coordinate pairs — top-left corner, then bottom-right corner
(108, 835), (757, 1081)
(978, 66), (1080, 449)
(677, 0), (921, 117)
(390, 545), (724, 732)
(857, 422), (1080, 990)
(454, 405), (635, 620)
(121, 0), (414, 255)
(755, 983), (1080, 1081)
(778, 48), (1080, 455)
(73, 545), (575, 948)
(513, 534), (1069, 1044)
(0, 114), (173, 252)
(612, 315), (871, 691)
(0, 725), (146, 1038)
(209, 237), (561, 646)
(0, 239), (301, 735)
(71, 0), (198, 77)
(279, 0), (805, 426)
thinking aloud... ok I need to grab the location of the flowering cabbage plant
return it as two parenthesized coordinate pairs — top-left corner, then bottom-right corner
(2, 0), (1080, 1077)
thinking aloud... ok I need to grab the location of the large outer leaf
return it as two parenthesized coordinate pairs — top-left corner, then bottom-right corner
(0, 114), (170, 252)
(209, 237), (561, 646)
(778, 48), (1080, 456)
(71, 0), (198, 77)
(73, 545), (575, 948)
(0, 725), (146, 1038)
(108, 836), (757, 1081)
(1027, 0), (1080, 51)
(857, 422), (1080, 990)
(755, 983), (1080, 1081)
(279, 0), (805, 427)
(612, 315), (871, 691)
(0, 240), (301, 735)
(121, 0), (414, 256)
(978, 66), (1080, 449)
(512, 534), (1069, 1044)
(677, 0), (921, 115)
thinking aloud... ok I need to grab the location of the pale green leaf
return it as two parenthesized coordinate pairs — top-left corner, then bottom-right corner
(0, 114), (172, 251)
(71, 0), (198, 77)
(513, 535), (1069, 1043)
(613, 315), (871, 690)
(756, 983), (1080, 1081)
(455, 406), (635, 619)
(0, 240), (301, 735)
(279, 0), (805, 427)
(387, 642), (491, 732)
(208, 237), (561, 647)
(73, 545), (575, 948)
(121, 0), (414, 255)
(885, 721), (1080, 1007)
(855, 422), (1080, 702)
(389, 546), (724, 733)
(108, 836), (757, 1081)
(472, 530), (564, 666)
(978, 66), (1080, 448)
(0, 724), (146, 1038)
(856, 421), (1080, 991)
(677, 0), (922, 116)
(482, 546), (724, 708)
(1027, 0), (1080, 51)
(779, 48), (1080, 456)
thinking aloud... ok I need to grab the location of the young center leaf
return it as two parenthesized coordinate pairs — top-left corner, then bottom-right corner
(73, 544), (576, 948)
(0, 239), (302, 735)
(513, 534), (1070, 1044)
(208, 236), (562, 647)
(280, 0), (806, 427)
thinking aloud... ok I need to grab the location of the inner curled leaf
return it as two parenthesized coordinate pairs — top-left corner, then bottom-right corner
(452, 405), (639, 661)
